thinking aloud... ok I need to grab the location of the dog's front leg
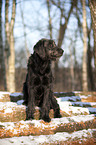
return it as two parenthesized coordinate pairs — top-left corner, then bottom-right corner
(26, 87), (35, 120)
(41, 88), (51, 122)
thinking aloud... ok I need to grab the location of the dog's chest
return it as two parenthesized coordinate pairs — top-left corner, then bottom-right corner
(32, 60), (52, 87)
(33, 73), (52, 87)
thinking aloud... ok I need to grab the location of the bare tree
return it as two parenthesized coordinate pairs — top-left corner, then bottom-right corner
(81, 0), (88, 91)
(46, 0), (53, 39)
(5, 0), (16, 92)
(46, 0), (55, 74)
(89, 0), (96, 68)
(50, 0), (75, 85)
(87, 22), (95, 91)
(20, 1), (30, 60)
(0, 0), (7, 90)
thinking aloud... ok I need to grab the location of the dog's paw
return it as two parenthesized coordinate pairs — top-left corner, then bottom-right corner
(42, 116), (51, 122)
(54, 114), (62, 118)
(26, 113), (34, 120)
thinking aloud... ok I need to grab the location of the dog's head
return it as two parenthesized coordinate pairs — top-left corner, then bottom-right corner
(34, 39), (64, 60)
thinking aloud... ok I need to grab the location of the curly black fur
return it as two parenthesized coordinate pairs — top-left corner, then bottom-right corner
(23, 38), (64, 122)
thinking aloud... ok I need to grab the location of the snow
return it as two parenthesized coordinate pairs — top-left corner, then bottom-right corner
(0, 114), (95, 131)
(0, 94), (4, 99)
(0, 91), (10, 99)
(60, 96), (81, 102)
(56, 98), (96, 115)
(17, 100), (24, 105)
(0, 129), (95, 145)
(0, 91), (10, 95)
(0, 102), (25, 114)
(10, 92), (23, 97)
(88, 107), (96, 113)
(70, 102), (96, 107)
(0, 91), (96, 144)
(58, 102), (90, 115)
(79, 95), (89, 99)
(4, 108), (13, 114)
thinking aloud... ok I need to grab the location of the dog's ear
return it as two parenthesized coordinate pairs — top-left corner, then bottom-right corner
(34, 39), (47, 59)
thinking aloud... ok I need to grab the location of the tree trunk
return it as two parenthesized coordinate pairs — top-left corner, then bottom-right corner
(5, 0), (16, 92)
(46, 0), (55, 75)
(20, 2), (30, 60)
(87, 25), (95, 91)
(0, 0), (7, 90)
(82, 0), (88, 91)
(89, 0), (96, 68)
(46, 0), (52, 39)
(52, 0), (74, 84)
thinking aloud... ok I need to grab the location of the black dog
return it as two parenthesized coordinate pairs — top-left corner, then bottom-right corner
(23, 38), (64, 122)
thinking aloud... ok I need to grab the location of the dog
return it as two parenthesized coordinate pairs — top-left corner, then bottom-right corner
(23, 38), (64, 122)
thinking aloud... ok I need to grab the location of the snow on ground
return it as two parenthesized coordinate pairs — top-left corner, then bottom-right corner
(0, 98), (95, 117)
(0, 91), (96, 144)
(0, 92), (10, 100)
(17, 100), (24, 105)
(0, 128), (96, 145)
(0, 114), (95, 131)
(0, 102), (25, 114)
(57, 96), (81, 102)
(10, 93), (23, 97)
(57, 99), (96, 115)
(0, 92), (10, 95)
(1, 100), (95, 117)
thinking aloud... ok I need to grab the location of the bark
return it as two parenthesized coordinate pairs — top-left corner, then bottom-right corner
(46, 0), (55, 74)
(69, 43), (75, 91)
(82, 0), (88, 91)
(51, 0), (74, 83)
(5, 0), (16, 92)
(46, 0), (52, 39)
(87, 27), (95, 91)
(57, 1), (74, 47)
(0, 0), (3, 83)
(89, 0), (96, 68)
(0, 0), (7, 90)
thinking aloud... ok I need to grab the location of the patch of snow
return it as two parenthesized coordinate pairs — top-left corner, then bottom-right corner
(88, 107), (96, 113)
(17, 100), (24, 105)
(57, 101), (96, 108)
(0, 115), (94, 131)
(57, 99), (96, 115)
(57, 96), (81, 102)
(4, 108), (13, 114)
(10, 92), (23, 97)
(0, 129), (95, 145)
(79, 95), (88, 99)
(0, 122), (15, 130)
(20, 124), (29, 129)
(0, 102), (25, 114)
(73, 91), (81, 93)
(0, 94), (4, 99)
(0, 91), (10, 95)
(71, 102), (96, 107)
(59, 103), (90, 115)
(70, 114), (95, 122)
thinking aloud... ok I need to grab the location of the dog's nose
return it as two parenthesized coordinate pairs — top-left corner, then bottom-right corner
(60, 48), (64, 55)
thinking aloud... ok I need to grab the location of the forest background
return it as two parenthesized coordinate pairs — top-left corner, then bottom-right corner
(0, 0), (96, 93)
